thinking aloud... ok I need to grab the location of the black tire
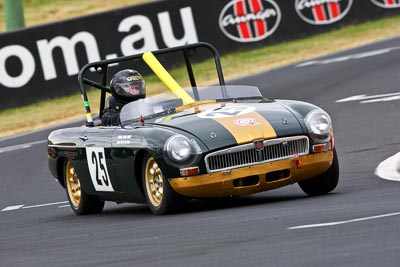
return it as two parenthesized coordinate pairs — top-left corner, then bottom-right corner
(142, 154), (187, 215)
(298, 148), (339, 196)
(64, 159), (105, 215)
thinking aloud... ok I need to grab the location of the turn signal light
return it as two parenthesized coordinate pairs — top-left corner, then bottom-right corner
(313, 144), (327, 153)
(180, 167), (200, 177)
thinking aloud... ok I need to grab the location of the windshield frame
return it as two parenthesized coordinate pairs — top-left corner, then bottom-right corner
(120, 85), (263, 124)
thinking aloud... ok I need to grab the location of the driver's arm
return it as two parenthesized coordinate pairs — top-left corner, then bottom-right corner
(101, 108), (121, 126)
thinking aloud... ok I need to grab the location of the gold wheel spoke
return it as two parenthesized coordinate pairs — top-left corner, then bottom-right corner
(66, 161), (81, 208)
(145, 157), (164, 207)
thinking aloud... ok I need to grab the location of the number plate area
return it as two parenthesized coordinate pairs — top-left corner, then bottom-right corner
(86, 147), (114, 192)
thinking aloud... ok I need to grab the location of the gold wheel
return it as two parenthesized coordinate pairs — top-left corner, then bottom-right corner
(65, 160), (81, 208)
(144, 157), (164, 208)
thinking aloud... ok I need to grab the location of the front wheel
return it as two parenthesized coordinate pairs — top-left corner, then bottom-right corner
(298, 148), (339, 196)
(142, 154), (187, 215)
(64, 159), (104, 215)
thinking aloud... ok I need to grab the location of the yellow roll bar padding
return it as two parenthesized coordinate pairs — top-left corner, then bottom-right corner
(142, 51), (195, 105)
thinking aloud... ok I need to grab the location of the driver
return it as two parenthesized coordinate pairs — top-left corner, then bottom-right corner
(101, 69), (146, 125)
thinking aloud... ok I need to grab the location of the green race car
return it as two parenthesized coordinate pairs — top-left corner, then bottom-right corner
(48, 42), (339, 215)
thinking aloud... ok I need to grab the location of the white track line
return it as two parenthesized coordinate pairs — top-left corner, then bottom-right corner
(296, 46), (400, 67)
(289, 153), (400, 230)
(22, 201), (68, 209)
(0, 140), (47, 154)
(1, 205), (24, 211)
(288, 212), (400, 230)
(1, 201), (68, 212)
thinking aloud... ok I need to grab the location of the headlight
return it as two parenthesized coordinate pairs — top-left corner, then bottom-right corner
(165, 135), (193, 162)
(304, 109), (332, 142)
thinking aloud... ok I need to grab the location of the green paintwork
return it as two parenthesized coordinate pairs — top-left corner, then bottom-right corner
(48, 98), (320, 204)
(48, 42), (334, 207)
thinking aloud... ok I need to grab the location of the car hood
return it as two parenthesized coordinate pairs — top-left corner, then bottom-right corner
(147, 101), (306, 151)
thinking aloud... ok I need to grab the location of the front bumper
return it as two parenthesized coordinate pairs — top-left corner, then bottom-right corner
(168, 151), (333, 198)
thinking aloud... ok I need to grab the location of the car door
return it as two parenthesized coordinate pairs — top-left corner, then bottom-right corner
(110, 128), (147, 203)
(78, 126), (124, 199)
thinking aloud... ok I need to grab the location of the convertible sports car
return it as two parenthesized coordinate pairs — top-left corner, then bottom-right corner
(47, 42), (339, 215)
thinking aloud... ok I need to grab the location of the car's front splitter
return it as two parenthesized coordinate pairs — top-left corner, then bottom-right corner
(168, 151), (333, 198)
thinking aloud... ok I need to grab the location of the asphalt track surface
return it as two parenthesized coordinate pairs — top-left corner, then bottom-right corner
(1, 37), (400, 267)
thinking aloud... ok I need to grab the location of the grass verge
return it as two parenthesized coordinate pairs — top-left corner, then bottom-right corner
(0, 0), (151, 32)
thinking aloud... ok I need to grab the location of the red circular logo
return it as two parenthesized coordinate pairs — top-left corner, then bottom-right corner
(295, 0), (353, 25)
(254, 140), (264, 150)
(235, 118), (260, 126)
(219, 0), (281, 43)
(370, 0), (400, 8)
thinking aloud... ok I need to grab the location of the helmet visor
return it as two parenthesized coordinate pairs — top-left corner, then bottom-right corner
(115, 81), (145, 98)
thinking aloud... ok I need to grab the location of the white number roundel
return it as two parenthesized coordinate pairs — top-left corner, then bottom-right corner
(198, 106), (255, 119)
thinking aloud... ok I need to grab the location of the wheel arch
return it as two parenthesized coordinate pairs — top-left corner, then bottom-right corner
(56, 157), (67, 188)
(134, 149), (150, 199)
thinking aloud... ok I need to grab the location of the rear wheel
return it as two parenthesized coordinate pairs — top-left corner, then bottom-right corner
(142, 154), (187, 215)
(298, 148), (339, 196)
(64, 159), (104, 215)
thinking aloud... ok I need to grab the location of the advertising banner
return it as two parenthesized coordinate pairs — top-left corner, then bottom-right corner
(1, 0), (399, 109)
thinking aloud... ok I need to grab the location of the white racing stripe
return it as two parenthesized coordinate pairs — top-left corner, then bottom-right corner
(0, 140), (47, 154)
(289, 212), (400, 230)
(375, 152), (400, 182)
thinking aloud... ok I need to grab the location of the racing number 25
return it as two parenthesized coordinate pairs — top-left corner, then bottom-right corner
(91, 151), (109, 186)
(86, 147), (114, 192)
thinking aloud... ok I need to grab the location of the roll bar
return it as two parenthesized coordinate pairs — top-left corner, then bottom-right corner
(77, 42), (226, 126)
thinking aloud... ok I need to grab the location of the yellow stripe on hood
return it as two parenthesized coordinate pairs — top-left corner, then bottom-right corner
(213, 111), (277, 144)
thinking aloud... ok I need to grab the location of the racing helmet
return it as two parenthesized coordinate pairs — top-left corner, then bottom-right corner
(110, 69), (146, 101)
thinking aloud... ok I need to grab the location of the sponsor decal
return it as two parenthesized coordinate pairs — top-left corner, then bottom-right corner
(219, 0), (281, 43)
(370, 0), (400, 8)
(235, 118), (260, 126)
(208, 110), (277, 145)
(295, 0), (353, 25)
(117, 135), (132, 139)
(126, 75), (142, 82)
(114, 135), (148, 145)
(116, 135), (132, 144)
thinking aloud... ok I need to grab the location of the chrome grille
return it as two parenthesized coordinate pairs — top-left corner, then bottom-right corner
(205, 136), (309, 173)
